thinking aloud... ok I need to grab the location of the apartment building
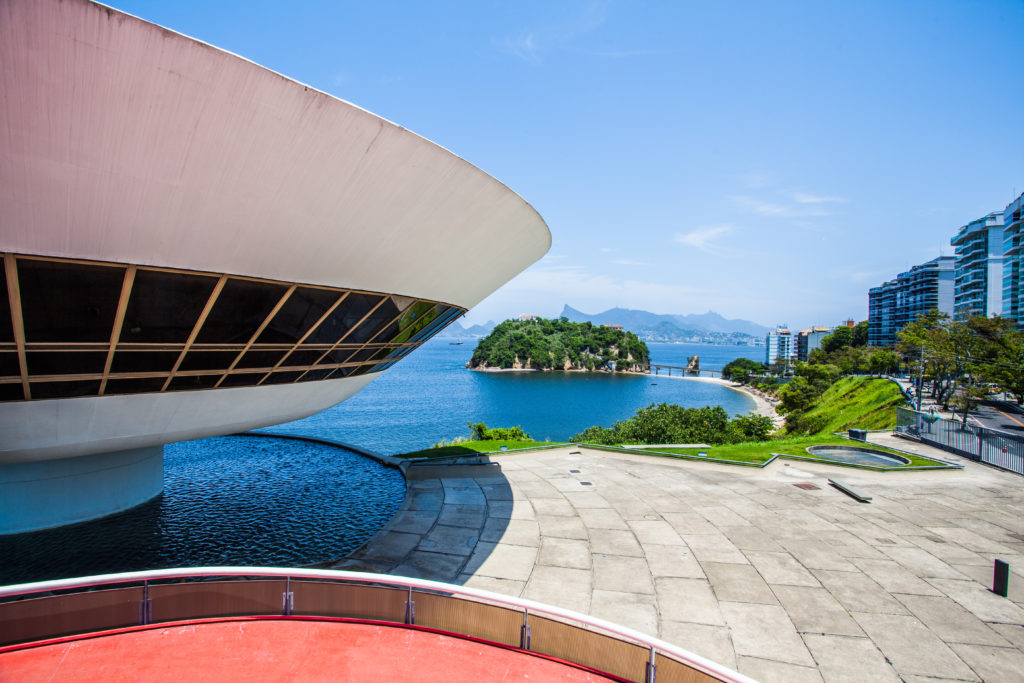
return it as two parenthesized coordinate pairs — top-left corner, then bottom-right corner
(951, 212), (1005, 318)
(868, 256), (954, 346)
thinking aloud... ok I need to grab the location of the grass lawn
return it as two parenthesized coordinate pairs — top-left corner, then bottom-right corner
(630, 434), (953, 468)
(399, 440), (561, 459)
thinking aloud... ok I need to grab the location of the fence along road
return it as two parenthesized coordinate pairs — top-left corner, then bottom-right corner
(897, 406), (1024, 476)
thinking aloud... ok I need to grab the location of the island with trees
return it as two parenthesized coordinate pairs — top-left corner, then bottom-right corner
(467, 317), (650, 372)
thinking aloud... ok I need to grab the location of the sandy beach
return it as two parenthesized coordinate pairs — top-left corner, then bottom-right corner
(657, 374), (784, 427)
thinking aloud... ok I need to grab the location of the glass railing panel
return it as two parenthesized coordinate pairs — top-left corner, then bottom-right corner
(292, 581), (405, 622)
(411, 591), (521, 647)
(0, 586), (143, 646)
(529, 614), (650, 681)
(148, 579), (286, 622)
(655, 651), (721, 683)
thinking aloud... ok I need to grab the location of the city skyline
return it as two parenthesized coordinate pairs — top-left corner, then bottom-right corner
(112, 0), (1024, 330)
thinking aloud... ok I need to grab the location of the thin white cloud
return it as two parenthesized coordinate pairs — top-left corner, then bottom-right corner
(731, 195), (831, 217)
(493, 0), (608, 64)
(674, 224), (735, 252)
(793, 192), (848, 204)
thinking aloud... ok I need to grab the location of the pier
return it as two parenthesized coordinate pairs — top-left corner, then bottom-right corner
(647, 364), (721, 378)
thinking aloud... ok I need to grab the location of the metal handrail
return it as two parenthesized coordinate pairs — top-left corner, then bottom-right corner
(0, 566), (756, 683)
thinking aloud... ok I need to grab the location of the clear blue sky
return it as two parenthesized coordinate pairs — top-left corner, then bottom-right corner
(114, 0), (1024, 330)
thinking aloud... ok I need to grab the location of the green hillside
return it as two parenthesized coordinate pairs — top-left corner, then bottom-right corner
(786, 376), (906, 435)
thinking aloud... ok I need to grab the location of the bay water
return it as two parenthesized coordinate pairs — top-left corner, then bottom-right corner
(259, 339), (765, 454)
(0, 339), (763, 583)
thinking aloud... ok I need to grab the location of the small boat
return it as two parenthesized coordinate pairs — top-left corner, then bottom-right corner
(449, 340), (464, 345)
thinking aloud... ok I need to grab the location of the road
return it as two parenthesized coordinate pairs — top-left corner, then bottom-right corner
(970, 399), (1024, 434)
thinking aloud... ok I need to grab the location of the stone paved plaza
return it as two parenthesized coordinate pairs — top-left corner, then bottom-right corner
(335, 436), (1024, 682)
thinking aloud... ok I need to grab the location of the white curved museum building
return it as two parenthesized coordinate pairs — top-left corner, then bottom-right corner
(0, 0), (550, 533)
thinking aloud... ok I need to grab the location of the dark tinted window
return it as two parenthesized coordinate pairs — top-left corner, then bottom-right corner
(345, 297), (401, 344)
(237, 350), (287, 369)
(0, 273), (13, 343)
(0, 383), (24, 401)
(195, 279), (289, 344)
(19, 260), (124, 343)
(179, 351), (236, 372)
(104, 378), (166, 395)
(110, 351), (181, 374)
(219, 372), (263, 388)
(283, 349), (325, 367)
(168, 375), (220, 391)
(263, 371), (303, 385)
(0, 351), (19, 377)
(308, 293), (383, 345)
(256, 287), (340, 344)
(297, 367), (334, 382)
(31, 380), (101, 399)
(26, 351), (106, 376)
(122, 270), (218, 343)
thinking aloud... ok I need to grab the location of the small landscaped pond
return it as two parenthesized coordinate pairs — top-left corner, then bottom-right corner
(805, 445), (910, 467)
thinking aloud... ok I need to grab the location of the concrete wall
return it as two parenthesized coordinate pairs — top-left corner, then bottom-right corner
(0, 445), (164, 533)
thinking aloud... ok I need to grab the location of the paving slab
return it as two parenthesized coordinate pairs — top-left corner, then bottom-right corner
(895, 593), (1012, 646)
(655, 577), (725, 626)
(735, 656), (823, 683)
(812, 569), (910, 614)
(523, 565), (592, 613)
(682, 532), (749, 564)
(771, 585), (863, 636)
(851, 557), (942, 595)
(590, 589), (658, 635)
(644, 543), (705, 579)
(576, 507), (630, 530)
(589, 528), (643, 557)
(801, 634), (899, 683)
(537, 537), (591, 570)
(464, 543), (538, 582)
(536, 514), (589, 540)
(702, 562), (777, 605)
(927, 577), (1024, 624)
(659, 621), (736, 670)
(721, 602), (814, 666)
(628, 519), (685, 546)
(341, 444), (1024, 682)
(852, 612), (979, 681)
(592, 554), (653, 594)
(745, 550), (820, 587)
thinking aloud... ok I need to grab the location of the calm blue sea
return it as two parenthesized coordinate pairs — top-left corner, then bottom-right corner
(0, 340), (764, 583)
(258, 339), (765, 454)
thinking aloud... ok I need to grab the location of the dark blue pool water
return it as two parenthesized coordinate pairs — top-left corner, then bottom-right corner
(0, 435), (405, 584)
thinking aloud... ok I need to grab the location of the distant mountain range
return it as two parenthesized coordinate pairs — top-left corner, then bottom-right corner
(435, 306), (769, 344)
(559, 306), (769, 338)
(434, 320), (497, 338)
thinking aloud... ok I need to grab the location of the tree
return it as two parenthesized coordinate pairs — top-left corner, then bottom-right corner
(820, 327), (853, 354)
(868, 348), (900, 376)
(570, 403), (778, 445)
(722, 358), (766, 383)
(851, 320), (869, 347)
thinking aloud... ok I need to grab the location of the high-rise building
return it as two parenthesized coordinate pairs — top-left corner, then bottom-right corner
(868, 282), (898, 346)
(765, 326), (796, 367)
(867, 256), (954, 346)
(1002, 193), (1024, 326)
(951, 212), (1004, 318)
(796, 326), (832, 361)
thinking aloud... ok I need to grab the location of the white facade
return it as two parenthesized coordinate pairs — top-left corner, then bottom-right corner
(951, 212), (1004, 318)
(0, 0), (551, 532)
(765, 327), (797, 367)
